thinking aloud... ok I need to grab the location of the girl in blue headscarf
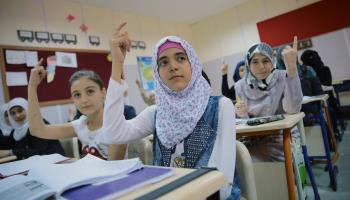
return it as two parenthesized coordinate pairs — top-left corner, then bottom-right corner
(220, 60), (245, 101)
(235, 38), (303, 161)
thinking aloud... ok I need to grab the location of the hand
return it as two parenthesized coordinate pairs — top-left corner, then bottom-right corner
(235, 101), (248, 118)
(282, 36), (298, 77)
(0, 150), (11, 158)
(221, 63), (229, 75)
(135, 79), (142, 89)
(110, 22), (131, 65)
(29, 58), (47, 88)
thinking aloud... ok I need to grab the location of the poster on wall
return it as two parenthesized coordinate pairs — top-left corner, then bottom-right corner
(137, 56), (154, 91)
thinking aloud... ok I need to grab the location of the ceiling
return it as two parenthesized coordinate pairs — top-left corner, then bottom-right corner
(74, 0), (248, 24)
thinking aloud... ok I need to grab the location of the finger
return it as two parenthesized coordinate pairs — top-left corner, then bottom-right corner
(115, 22), (127, 35)
(36, 58), (44, 66)
(292, 36), (298, 51)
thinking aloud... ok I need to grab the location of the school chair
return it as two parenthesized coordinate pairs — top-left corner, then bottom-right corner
(59, 137), (80, 159)
(236, 140), (257, 200)
(128, 137), (153, 165)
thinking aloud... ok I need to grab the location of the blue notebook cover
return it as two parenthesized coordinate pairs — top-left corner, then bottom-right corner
(62, 166), (173, 200)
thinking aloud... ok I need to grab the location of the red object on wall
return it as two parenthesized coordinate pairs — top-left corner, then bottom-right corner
(257, 0), (350, 47)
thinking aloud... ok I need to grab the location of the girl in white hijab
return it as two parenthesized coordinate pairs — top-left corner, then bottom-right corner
(0, 103), (14, 149)
(101, 23), (236, 199)
(0, 97), (64, 160)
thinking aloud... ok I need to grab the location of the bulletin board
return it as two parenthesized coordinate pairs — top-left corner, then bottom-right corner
(0, 45), (111, 106)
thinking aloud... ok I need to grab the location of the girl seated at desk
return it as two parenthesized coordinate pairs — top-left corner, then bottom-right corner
(0, 98), (64, 160)
(234, 38), (303, 161)
(0, 104), (13, 149)
(27, 65), (127, 160)
(101, 23), (236, 199)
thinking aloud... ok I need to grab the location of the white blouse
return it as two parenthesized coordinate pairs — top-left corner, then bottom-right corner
(101, 79), (236, 199)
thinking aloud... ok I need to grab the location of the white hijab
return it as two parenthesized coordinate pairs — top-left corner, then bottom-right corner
(0, 104), (13, 136)
(7, 98), (29, 141)
(152, 36), (212, 148)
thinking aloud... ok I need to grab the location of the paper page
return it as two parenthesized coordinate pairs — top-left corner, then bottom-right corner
(0, 175), (56, 200)
(25, 51), (38, 67)
(56, 52), (77, 68)
(27, 155), (142, 195)
(5, 72), (28, 86)
(5, 50), (26, 64)
(0, 154), (70, 177)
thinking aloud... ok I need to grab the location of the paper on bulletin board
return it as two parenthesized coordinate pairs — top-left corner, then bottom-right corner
(25, 51), (38, 67)
(56, 52), (77, 68)
(137, 56), (155, 91)
(5, 50), (26, 65)
(6, 72), (28, 86)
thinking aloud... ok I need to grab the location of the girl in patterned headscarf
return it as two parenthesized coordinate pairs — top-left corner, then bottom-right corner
(102, 23), (236, 199)
(0, 98), (65, 160)
(234, 38), (303, 161)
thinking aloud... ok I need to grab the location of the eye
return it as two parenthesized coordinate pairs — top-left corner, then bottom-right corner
(251, 60), (259, 65)
(86, 89), (95, 96)
(158, 59), (169, 67)
(72, 92), (81, 99)
(176, 55), (188, 62)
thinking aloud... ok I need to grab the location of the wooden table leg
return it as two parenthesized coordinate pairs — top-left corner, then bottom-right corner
(283, 128), (296, 200)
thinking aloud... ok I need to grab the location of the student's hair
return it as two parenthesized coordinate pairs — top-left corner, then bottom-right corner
(69, 70), (104, 90)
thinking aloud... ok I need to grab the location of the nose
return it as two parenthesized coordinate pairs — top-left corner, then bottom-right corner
(168, 60), (179, 71)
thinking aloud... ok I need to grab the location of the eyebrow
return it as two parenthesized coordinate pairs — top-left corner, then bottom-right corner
(71, 85), (97, 95)
(158, 52), (187, 62)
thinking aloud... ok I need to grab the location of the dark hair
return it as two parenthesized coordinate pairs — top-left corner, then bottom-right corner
(69, 70), (104, 90)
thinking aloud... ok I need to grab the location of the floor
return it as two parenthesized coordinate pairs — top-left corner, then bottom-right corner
(305, 121), (350, 200)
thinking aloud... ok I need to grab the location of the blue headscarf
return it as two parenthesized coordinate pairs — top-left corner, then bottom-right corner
(233, 60), (245, 82)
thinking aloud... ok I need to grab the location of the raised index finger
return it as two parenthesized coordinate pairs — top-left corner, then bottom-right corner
(115, 22), (127, 35)
(36, 58), (44, 66)
(292, 36), (298, 51)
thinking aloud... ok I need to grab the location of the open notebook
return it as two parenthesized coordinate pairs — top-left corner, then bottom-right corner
(0, 155), (144, 200)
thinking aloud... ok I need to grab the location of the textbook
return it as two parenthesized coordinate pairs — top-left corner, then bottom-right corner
(0, 153), (70, 178)
(0, 155), (143, 200)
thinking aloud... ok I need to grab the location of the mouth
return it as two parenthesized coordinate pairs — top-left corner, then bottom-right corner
(169, 75), (183, 80)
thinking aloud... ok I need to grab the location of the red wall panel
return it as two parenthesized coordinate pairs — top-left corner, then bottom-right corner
(257, 0), (350, 47)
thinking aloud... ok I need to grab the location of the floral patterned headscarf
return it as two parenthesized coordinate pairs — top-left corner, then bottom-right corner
(152, 36), (212, 148)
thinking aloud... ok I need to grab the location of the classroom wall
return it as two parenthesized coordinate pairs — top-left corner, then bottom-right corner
(0, 0), (192, 123)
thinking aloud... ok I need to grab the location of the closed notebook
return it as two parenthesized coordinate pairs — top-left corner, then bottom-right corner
(0, 155), (143, 200)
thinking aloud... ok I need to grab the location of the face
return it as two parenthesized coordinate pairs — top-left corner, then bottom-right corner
(157, 48), (192, 91)
(9, 106), (26, 124)
(239, 65), (245, 78)
(70, 77), (106, 117)
(249, 53), (273, 80)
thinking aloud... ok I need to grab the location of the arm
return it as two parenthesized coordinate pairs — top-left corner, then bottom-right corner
(101, 79), (154, 144)
(108, 144), (128, 160)
(282, 73), (303, 113)
(28, 59), (76, 139)
(311, 76), (325, 95)
(208, 97), (236, 199)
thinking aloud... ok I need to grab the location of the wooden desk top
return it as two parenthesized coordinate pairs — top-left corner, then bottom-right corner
(119, 167), (225, 200)
(0, 155), (17, 164)
(236, 113), (305, 136)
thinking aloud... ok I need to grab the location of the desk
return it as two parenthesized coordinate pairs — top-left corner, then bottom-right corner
(119, 167), (225, 200)
(302, 94), (339, 163)
(0, 155), (17, 164)
(236, 113), (305, 200)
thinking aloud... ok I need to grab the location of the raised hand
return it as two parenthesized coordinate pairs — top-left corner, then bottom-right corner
(282, 36), (298, 77)
(29, 58), (47, 88)
(110, 22), (130, 64)
(235, 101), (248, 118)
(221, 63), (229, 75)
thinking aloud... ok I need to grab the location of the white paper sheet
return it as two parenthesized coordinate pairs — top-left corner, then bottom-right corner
(5, 72), (28, 86)
(25, 51), (38, 67)
(5, 50), (26, 64)
(56, 52), (77, 68)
